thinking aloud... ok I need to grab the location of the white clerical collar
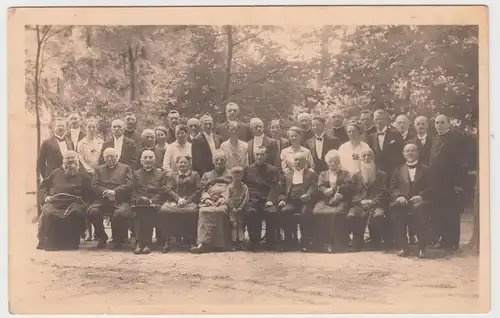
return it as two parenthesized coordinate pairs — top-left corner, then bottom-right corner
(417, 133), (427, 140)
(143, 167), (154, 172)
(406, 161), (418, 167)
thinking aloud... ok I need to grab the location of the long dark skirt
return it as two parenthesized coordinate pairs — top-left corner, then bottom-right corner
(38, 201), (87, 250)
(312, 201), (350, 248)
(196, 205), (231, 248)
(160, 202), (199, 242)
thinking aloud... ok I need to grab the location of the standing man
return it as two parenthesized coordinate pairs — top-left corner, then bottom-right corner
(88, 148), (133, 249)
(186, 117), (201, 143)
(247, 117), (278, 166)
(100, 119), (138, 167)
(243, 146), (282, 251)
(192, 115), (222, 176)
(360, 109), (377, 136)
(409, 116), (433, 165)
(297, 113), (314, 146)
(136, 129), (161, 169)
(368, 109), (405, 176)
(166, 110), (181, 144)
(268, 119), (290, 170)
(429, 114), (467, 251)
(394, 113), (416, 143)
(124, 112), (142, 146)
(389, 143), (432, 258)
(328, 109), (349, 144)
(216, 102), (253, 142)
(66, 112), (86, 150)
(306, 114), (341, 174)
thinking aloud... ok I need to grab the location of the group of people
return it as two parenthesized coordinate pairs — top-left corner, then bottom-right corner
(35, 102), (472, 258)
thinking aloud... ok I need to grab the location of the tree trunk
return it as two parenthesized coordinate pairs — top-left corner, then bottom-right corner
(128, 45), (137, 102)
(34, 26), (43, 219)
(319, 27), (329, 87)
(222, 25), (233, 102)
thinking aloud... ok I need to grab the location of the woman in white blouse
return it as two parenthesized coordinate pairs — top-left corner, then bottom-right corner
(312, 150), (354, 253)
(220, 122), (249, 169)
(337, 122), (372, 175)
(280, 126), (314, 173)
(162, 124), (192, 176)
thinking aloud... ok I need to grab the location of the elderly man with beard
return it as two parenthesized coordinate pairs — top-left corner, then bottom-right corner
(37, 151), (92, 251)
(278, 152), (318, 252)
(242, 146), (282, 251)
(389, 143), (433, 258)
(248, 117), (278, 166)
(297, 113), (314, 146)
(130, 150), (168, 254)
(350, 149), (389, 251)
(216, 102), (253, 142)
(88, 148), (133, 249)
(123, 112), (142, 146)
(312, 150), (354, 253)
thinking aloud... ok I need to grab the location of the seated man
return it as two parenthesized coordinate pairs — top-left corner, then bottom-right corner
(242, 146), (282, 251)
(37, 151), (91, 251)
(88, 148), (133, 249)
(389, 143), (432, 258)
(130, 150), (168, 254)
(277, 152), (318, 252)
(349, 149), (389, 251)
(312, 150), (354, 253)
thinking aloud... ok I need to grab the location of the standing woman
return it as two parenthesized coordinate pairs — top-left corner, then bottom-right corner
(220, 122), (249, 170)
(154, 126), (169, 169)
(160, 155), (202, 252)
(190, 150), (232, 254)
(77, 118), (103, 241)
(280, 126), (314, 174)
(338, 122), (372, 176)
(162, 124), (192, 176)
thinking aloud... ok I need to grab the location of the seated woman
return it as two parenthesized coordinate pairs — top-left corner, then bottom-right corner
(190, 150), (233, 254)
(37, 151), (92, 251)
(312, 150), (355, 253)
(160, 155), (202, 253)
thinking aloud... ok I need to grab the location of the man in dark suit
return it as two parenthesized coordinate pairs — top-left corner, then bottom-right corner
(88, 147), (133, 249)
(124, 112), (142, 147)
(165, 110), (181, 144)
(37, 118), (74, 181)
(243, 146), (282, 251)
(99, 119), (138, 167)
(409, 116), (433, 165)
(360, 109), (377, 136)
(66, 112), (86, 150)
(429, 114), (468, 251)
(277, 152), (318, 252)
(248, 117), (278, 166)
(349, 149), (389, 251)
(268, 119), (290, 170)
(306, 114), (341, 174)
(192, 115), (222, 176)
(328, 109), (349, 143)
(297, 113), (314, 146)
(395, 113), (417, 143)
(389, 143), (433, 258)
(186, 117), (201, 143)
(369, 109), (405, 177)
(216, 102), (253, 142)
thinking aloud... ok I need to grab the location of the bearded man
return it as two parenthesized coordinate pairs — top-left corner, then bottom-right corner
(88, 148), (133, 249)
(130, 150), (168, 254)
(37, 151), (91, 251)
(350, 149), (389, 250)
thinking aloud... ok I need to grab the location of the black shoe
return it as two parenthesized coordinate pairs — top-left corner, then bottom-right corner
(397, 249), (410, 257)
(97, 239), (107, 249)
(163, 242), (170, 253)
(142, 246), (151, 254)
(190, 243), (209, 254)
(133, 246), (143, 254)
(36, 241), (45, 250)
(418, 249), (427, 259)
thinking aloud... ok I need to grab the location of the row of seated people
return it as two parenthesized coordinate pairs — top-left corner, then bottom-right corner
(37, 139), (433, 258)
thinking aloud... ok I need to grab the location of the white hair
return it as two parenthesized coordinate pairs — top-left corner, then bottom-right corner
(112, 119), (125, 127)
(103, 147), (119, 157)
(249, 117), (264, 128)
(141, 129), (155, 137)
(324, 150), (340, 163)
(141, 149), (156, 159)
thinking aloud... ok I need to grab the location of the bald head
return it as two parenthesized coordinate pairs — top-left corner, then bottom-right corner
(395, 114), (410, 134)
(414, 116), (429, 134)
(62, 150), (79, 174)
(111, 119), (125, 138)
(140, 149), (156, 170)
(403, 143), (419, 162)
(103, 147), (119, 167)
(141, 128), (156, 148)
(293, 151), (308, 170)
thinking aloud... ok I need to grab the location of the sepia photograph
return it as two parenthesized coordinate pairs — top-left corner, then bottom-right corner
(7, 6), (489, 315)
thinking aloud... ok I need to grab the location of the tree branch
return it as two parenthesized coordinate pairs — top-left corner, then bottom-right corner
(233, 29), (266, 46)
(39, 25), (52, 43)
(43, 26), (72, 43)
(225, 68), (287, 101)
(39, 53), (59, 76)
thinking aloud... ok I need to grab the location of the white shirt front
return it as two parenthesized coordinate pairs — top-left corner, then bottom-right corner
(377, 127), (387, 150)
(328, 170), (337, 187)
(407, 161), (417, 182)
(162, 140), (192, 174)
(70, 128), (81, 150)
(315, 134), (324, 158)
(114, 136), (124, 161)
(401, 131), (409, 140)
(55, 135), (68, 156)
(292, 168), (305, 184)
(203, 132), (216, 153)
(417, 133), (427, 145)
(253, 135), (264, 155)
(338, 141), (372, 175)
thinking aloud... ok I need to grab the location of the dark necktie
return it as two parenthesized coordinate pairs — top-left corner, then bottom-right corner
(407, 163), (418, 169)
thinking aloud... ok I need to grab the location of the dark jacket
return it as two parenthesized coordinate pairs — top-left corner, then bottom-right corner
(351, 170), (389, 207)
(306, 134), (341, 174)
(131, 167), (168, 204)
(191, 132), (223, 177)
(92, 163), (133, 203)
(216, 122), (253, 142)
(247, 135), (278, 167)
(408, 134), (433, 166)
(317, 169), (355, 204)
(243, 163), (282, 204)
(99, 136), (138, 167)
(278, 168), (318, 203)
(368, 127), (405, 174)
(37, 135), (74, 179)
(389, 163), (432, 201)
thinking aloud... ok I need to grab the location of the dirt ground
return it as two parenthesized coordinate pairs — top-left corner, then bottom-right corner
(9, 194), (485, 315)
